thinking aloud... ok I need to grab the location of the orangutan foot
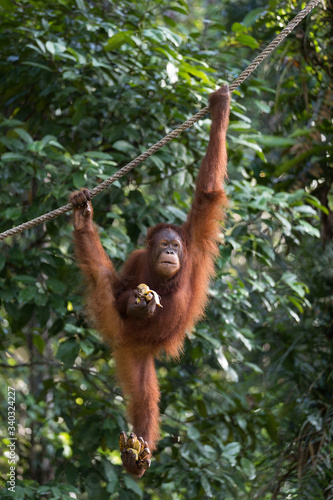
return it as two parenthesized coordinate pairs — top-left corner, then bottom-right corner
(119, 431), (151, 477)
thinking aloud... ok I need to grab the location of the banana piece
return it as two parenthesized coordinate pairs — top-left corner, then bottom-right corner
(133, 439), (141, 453)
(136, 283), (163, 308)
(120, 432), (142, 460)
(126, 432), (137, 449)
(119, 431), (127, 452)
(139, 447), (150, 460)
(138, 459), (151, 470)
(128, 448), (139, 460)
(138, 437), (145, 453)
(119, 431), (151, 470)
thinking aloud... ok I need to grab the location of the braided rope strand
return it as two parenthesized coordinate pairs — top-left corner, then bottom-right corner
(0, 0), (321, 242)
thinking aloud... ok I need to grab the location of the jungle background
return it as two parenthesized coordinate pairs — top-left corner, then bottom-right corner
(0, 0), (332, 498)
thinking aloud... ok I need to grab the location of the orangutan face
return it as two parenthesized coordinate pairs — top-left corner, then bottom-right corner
(152, 228), (183, 282)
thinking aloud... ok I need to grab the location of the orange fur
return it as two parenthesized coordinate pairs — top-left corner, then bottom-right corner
(72, 88), (230, 470)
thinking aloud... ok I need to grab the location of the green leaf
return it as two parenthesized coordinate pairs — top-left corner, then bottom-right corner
(76, 0), (87, 11)
(46, 40), (67, 55)
(228, 122), (251, 131)
(47, 278), (66, 294)
(22, 61), (53, 72)
(236, 34), (259, 49)
(240, 457), (256, 479)
(56, 338), (80, 368)
(80, 340), (94, 356)
(112, 140), (135, 152)
(222, 442), (241, 465)
(231, 137), (262, 152)
(28, 135), (65, 152)
(275, 212), (292, 235)
(104, 460), (118, 492)
(306, 195), (329, 214)
(7, 205), (30, 222)
(168, 4), (188, 15)
(248, 134), (294, 147)
(235, 331), (252, 351)
(244, 362), (263, 374)
(13, 275), (36, 284)
(18, 287), (36, 303)
(123, 475), (143, 498)
(243, 7), (265, 27)
(187, 425), (200, 440)
(84, 151), (113, 160)
(223, 442), (241, 456)
(33, 334), (45, 354)
(281, 272), (308, 296)
(166, 205), (187, 222)
(231, 22), (246, 33)
(288, 296), (304, 314)
(293, 205), (317, 216)
(295, 220), (320, 238)
(201, 476), (213, 497)
(248, 195), (269, 210)
(150, 155), (165, 170)
(1, 152), (28, 162)
(4, 207), (22, 220)
(143, 28), (164, 43)
(45, 139), (65, 150)
(104, 31), (134, 51)
(180, 62), (211, 83)
(14, 128), (33, 144)
(73, 171), (87, 189)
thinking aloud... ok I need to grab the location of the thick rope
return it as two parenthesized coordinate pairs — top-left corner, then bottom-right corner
(0, 0), (321, 242)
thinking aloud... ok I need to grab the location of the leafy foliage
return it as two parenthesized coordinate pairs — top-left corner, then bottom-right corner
(0, 0), (332, 499)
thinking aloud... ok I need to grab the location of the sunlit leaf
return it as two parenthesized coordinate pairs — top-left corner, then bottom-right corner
(104, 31), (135, 51)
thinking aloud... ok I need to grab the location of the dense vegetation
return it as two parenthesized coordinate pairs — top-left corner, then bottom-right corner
(0, 0), (332, 498)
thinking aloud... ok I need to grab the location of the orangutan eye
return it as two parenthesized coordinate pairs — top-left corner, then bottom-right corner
(161, 241), (168, 247)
